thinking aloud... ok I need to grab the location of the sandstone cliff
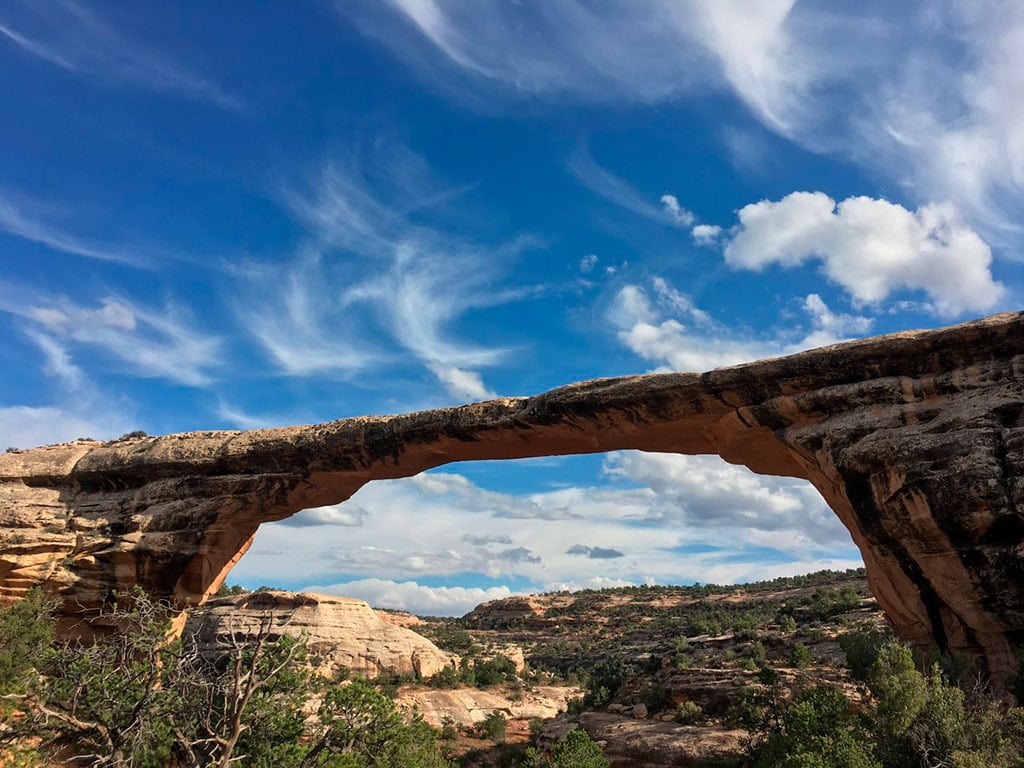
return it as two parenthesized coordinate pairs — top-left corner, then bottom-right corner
(1, 312), (1022, 681)
(184, 590), (454, 680)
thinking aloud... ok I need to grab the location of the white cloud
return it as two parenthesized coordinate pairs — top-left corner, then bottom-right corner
(660, 194), (695, 227)
(568, 145), (689, 226)
(723, 192), (1005, 315)
(797, 293), (872, 349)
(610, 278), (873, 371)
(305, 578), (515, 616)
(0, 402), (133, 450)
(579, 254), (598, 273)
(0, 1), (238, 107)
(604, 452), (849, 547)
(232, 449), (861, 604)
(278, 504), (371, 528)
(691, 224), (723, 245)
(0, 192), (148, 268)
(426, 361), (496, 401)
(2, 293), (223, 387)
(348, 3), (1024, 249)
(23, 329), (84, 390)
(239, 141), (530, 400)
(354, 1), (753, 104)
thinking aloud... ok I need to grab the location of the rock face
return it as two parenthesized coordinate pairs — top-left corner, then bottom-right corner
(398, 685), (580, 727)
(184, 591), (454, 680)
(538, 713), (746, 768)
(1, 312), (1023, 681)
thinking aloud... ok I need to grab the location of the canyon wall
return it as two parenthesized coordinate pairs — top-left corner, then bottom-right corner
(1, 312), (1022, 680)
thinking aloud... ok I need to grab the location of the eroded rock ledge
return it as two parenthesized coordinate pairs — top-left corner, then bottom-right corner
(1, 312), (1023, 681)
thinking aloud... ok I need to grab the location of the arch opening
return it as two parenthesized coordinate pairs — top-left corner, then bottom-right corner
(227, 452), (864, 618)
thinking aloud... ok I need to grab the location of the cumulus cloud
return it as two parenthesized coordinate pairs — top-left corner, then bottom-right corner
(691, 224), (723, 245)
(610, 277), (873, 372)
(496, 547), (541, 565)
(566, 544), (625, 559)
(277, 504), (370, 528)
(660, 194), (695, 227)
(605, 452), (850, 547)
(426, 361), (496, 401)
(722, 192), (1004, 315)
(231, 448), (860, 601)
(305, 578), (515, 616)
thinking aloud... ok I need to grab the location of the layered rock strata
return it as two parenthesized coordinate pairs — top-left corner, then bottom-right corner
(184, 590), (454, 680)
(1, 312), (1022, 680)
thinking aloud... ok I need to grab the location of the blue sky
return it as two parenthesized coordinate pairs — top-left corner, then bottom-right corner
(2, 1), (1021, 614)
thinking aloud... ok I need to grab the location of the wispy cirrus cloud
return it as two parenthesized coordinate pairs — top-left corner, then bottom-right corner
(1, 290), (223, 387)
(0, 403), (133, 450)
(568, 144), (695, 228)
(345, 1), (1024, 249)
(0, 0), (239, 107)
(0, 192), (150, 268)
(239, 140), (535, 402)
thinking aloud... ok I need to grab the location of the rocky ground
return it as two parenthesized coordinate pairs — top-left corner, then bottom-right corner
(407, 568), (886, 767)
(186, 569), (887, 767)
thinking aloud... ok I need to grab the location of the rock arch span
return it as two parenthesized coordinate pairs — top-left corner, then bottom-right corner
(1, 312), (1023, 680)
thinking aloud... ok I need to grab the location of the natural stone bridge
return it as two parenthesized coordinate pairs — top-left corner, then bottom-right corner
(1, 312), (1023, 680)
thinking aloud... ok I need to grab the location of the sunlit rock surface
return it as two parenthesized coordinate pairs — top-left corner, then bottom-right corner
(2, 311), (1023, 680)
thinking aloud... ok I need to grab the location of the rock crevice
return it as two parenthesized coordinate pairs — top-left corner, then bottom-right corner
(1, 312), (1023, 680)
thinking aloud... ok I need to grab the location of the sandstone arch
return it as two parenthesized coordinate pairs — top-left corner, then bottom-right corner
(1, 312), (1023, 681)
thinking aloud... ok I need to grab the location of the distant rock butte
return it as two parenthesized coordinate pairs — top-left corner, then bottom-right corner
(1, 311), (1023, 681)
(185, 590), (454, 680)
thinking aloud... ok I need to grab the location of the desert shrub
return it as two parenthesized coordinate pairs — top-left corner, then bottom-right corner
(749, 639), (1024, 768)
(474, 654), (517, 687)
(3, 589), (455, 768)
(839, 628), (890, 681)
(480, 710), (507, 743)
(551, 729), (609, 767)
(581, 658), (627, 709)
(0, 589), (53, 695)
(639, 681), (669, 712)
(790, 642), (812, 668)
(675, 700), (703, 724)
(751, 685), (878, 768)
(745, 641), (768, 666)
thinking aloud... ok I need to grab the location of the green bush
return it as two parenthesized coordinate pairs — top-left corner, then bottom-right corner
(0, 589), (53, 694)
(3, 589), (456, 768)
(753, 685), (878, 768)
(839, 628), (889, 681)
(675, 700), (703, 725)
(474, 654), (517, 687)
(480, 710), (507, 743)
(749, 639), (1024, 768)
(551, 729), (609, 767)
(790, 642), (812, 668)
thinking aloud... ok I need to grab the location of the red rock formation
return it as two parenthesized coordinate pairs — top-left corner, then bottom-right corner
(1, 312), (1022, 680)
